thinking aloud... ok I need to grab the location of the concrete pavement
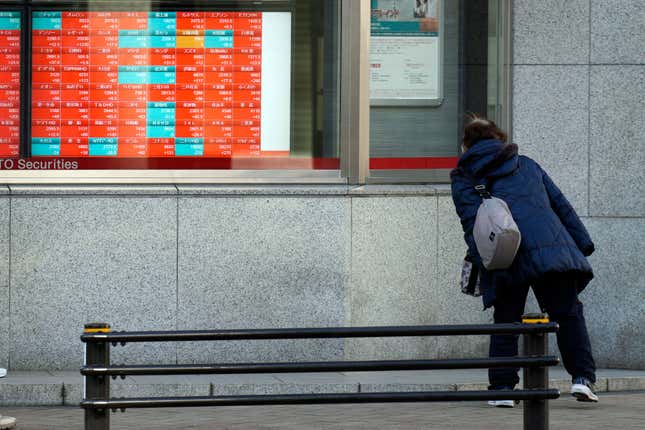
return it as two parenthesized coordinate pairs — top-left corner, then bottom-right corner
(2, 391), (644, 429)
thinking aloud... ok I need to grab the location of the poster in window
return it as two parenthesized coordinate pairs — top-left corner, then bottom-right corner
(370, 0), (443, 106)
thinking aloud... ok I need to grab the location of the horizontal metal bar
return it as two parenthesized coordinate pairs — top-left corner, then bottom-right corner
(81, 323), (559, 343)
(81, 356), (560, 376)
(81, 389), (560, 409)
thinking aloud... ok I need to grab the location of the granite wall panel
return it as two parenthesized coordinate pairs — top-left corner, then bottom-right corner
(583, 218), (645, 369)
(513, 0), (590, 64)
(590, 66), (645, 217)
(177, 196), (350, 363)
(512, 65), (589, 215)
(346, 196), (439, 360)
(591, 0), (645, 64)
(10, 197), (177, 369)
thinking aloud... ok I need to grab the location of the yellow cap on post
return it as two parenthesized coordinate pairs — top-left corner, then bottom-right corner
(84, 323), (111, 333)
(522, 313), (550, 324)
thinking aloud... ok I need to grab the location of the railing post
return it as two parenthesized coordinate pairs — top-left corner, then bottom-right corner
(84, 323), (111, 430)
(522, 314), (550, 430)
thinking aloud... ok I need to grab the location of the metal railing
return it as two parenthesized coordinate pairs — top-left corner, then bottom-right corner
(80, 315), (559, 430)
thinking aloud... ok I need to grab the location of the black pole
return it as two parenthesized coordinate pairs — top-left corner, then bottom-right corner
(80, 389), (561, 410)
(522, 314), (551, 430)
(84, 323), (111, 430)
(80, 323), (559, 343)
(80, 356), (560, 376)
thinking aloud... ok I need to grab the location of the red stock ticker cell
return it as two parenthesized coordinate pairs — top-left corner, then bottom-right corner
(32, 125), (60, 139)
(60, 144), (89, 157)
(119, 48), (149, 66)
(118, 144), (149, 158)
(150, 49), (176, 66)
(88, 51), (119, 66)
(176, 127), (206, 140)
(119, 12), (148, 30)
(0, 145), (19, 157)
(118, 102), (147, 119)
(62, 86), (90, 102)
(204, 144), (232, 158)
(176, 109), (205, 123)
(89, 86), (119, 102)
(89, 68), (118, 85)
(205, 107), (234, 122)
(0, 64), (19, 79)
(176, 51), (206, 66)
(63, 53), (90, 67)
(149, 85), (176, 102)
(61, 66), (89, 84)
(0, 82), (19, 91)
(32, 31), (61, 48)
(177, 15), (205, 31)
(88, 14), (119, 31)
(119, 85), (147, 102)
(61, 124), (89, 139)
(32, 104), (60, 121)
(62, 34), (90, 49)
(118, 125), (147, 139)
(149, 142), (176, 158)
(0, 32), (20, 48)
(89, 103), (118, 120)
(61, 105), (89, 121)
(177, 70), (206, 85)
(0, 106), (19, 119)
(33, 68), (61, 85)
(233, 126), (261, 139)
(89, 35), (118, 50)
(62, 12), (90, 29)
(32, 51), (61, 67)
(175, 87), (205, 102)
(205, 125), (233, 138)
(32, 87), (60, 103)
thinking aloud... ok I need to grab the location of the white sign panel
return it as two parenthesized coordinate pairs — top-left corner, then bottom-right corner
(370, 0), (443, 106)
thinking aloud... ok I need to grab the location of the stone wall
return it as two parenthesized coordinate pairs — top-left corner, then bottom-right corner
(513, 0), (645, 368)
(0, 178), (642, 369)
(0, 185), (494, 370)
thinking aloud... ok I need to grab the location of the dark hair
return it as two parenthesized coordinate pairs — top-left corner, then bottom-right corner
(462, 114), (507, 150)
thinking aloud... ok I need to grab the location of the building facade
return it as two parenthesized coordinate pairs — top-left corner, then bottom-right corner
(0, 0), (642, 371)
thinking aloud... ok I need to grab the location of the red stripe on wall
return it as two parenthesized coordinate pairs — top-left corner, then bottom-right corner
(370, 157), (459, 170)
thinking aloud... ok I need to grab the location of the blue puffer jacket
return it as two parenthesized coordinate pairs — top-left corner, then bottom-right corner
(451, 139), (594, 308)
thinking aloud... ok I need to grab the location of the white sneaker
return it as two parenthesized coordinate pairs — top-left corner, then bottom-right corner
(0, 368), (6, 378)
(571, 377), (599, 402)
(488, 400), (515, 408)
(0, 414), (17, 429)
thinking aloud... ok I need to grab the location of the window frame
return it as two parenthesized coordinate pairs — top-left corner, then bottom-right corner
(0, 0), (512, 185)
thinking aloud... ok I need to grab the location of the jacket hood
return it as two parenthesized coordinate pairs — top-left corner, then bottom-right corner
(452, 139), (519, 180)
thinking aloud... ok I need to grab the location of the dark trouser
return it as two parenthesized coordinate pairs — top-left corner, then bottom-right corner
(488, 275), (596, 389)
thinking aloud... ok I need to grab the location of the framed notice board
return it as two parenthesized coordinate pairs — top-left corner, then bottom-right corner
(370, 0), (444, 106)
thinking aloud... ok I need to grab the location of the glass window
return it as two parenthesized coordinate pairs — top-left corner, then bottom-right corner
(369, 0), (509, 181)
(1, 0), (341, 173)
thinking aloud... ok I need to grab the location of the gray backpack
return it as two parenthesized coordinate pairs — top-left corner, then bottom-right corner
(472, 184), (521, 270)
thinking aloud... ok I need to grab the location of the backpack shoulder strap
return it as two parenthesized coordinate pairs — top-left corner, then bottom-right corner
(460, 168), (493, 199)
(474, 184), (492, 199)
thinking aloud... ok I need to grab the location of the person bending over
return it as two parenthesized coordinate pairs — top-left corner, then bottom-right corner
(451, 115), (598, 406)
